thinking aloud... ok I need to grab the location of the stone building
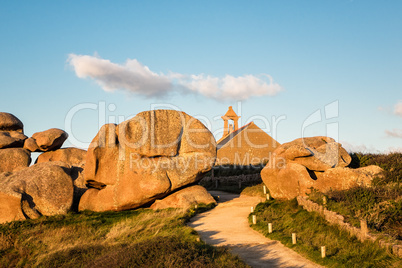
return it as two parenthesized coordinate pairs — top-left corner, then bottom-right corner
(216, 107), (280, 166)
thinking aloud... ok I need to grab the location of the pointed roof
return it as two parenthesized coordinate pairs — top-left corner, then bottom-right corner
(223, 106), (240, 119)
(217, 122), (252, 146)
(215, 121), (281, 166)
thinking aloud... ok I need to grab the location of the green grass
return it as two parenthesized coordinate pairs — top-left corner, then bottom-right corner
(0, 204), (248, 268)
(240, 183), (268, 198)
(306, 152), (402, 239)
(250, 199), (402, 268)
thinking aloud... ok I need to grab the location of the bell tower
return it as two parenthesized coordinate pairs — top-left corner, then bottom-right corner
(221, 106), (240, 138)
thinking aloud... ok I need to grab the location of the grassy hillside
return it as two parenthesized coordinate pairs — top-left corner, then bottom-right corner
(309, 152), (402, 239)
(250, 199), (401, 268)
(0, 205), (248, 267)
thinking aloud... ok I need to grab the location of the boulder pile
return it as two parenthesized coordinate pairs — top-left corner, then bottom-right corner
(0, 112), (85, 223)
(0, 113), (30, 173)
(261, 136), (383, 199)
(0, 110), (217, 223)
(79, 110), (217, 212)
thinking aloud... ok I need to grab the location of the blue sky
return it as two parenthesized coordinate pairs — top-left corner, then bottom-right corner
(1, 0), (401, 153)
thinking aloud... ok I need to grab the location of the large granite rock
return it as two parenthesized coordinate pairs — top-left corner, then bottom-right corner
(36, 147), (87, 210)
(261, 136), (381, 200)
(0, 112), (23, 132)
(79, 110), (216, 212)
(0, 148), (31, 173)
(31, 128), (68, 152)
(36, 147), (86, 167)
(0, 131), (27, 149)
(0, 162), (74, 221)
(23, 137), (40, 152)
(150, 185), (216, 210)
(0, 112), (27, 149)
(0, 192), (25, 223)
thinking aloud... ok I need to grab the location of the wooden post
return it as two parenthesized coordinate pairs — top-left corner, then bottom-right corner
(323, 196), (327, 207)
(239, 180), (242, 189)
(360, 219), (368, 239)
(211, 168), (214, 179)
(321, 246), (326, 258)
(263, 185), (267, 194)
(252, 215), (257, 225)
(266, 194), (270, 200)
(292, 233), (296, 244)
(251, 206), (254, 213)
(215, 180), (218, 189)
(268, 223), (272, 233)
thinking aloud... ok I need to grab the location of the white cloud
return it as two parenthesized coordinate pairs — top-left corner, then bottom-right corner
(385, 129), (402, 138)
(67, 54), (283, 100)
(67, 54), (172, 97)
(394, 101), (402, 117)
(176, 73), (282, 100)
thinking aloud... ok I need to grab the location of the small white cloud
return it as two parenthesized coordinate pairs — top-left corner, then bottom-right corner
(67, 54), (172, 97)
(394, 101), (402, 117)
(67, 54), (283, 101)
(175, 73), (282, 101)
(385, 129), (402, 138)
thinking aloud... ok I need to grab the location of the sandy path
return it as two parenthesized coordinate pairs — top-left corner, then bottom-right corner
(188, 191), (323, 268)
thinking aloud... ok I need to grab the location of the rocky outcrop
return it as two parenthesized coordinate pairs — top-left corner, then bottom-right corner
(0, 162), (74, 222)
(30, 128), (68, 152)
(79, 110), (216, 212)
(150, 185), (216, 210)
(0, 131), (27, 149)
(36, 147), (86, 167)
(0, 113), (27, 149)
(0, 112), (24, 132)
(23, 137), (40, 152)
(36, 147), (87, 210)
(0, 148), (31, 173)
(0, 192), (25, 223)
(261, 136), (382, 199)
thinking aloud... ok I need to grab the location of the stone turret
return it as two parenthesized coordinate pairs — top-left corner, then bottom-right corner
(221, 106), (240, 138)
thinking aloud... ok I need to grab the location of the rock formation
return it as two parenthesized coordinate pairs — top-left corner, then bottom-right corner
(36, 147), (86, 167)
(0, 113), (31, 172)
(79, 110), (217, 212)
(0, 148), (31, 173)
(36, 147), (88, 210)
(0, 162), (74, 223)
(261, 136), (383, 199)
(150, 185), (216, 210)
(28, 128), (69, 152)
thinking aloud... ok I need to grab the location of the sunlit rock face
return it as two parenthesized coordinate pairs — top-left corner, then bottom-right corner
(261, 136), (383, 200)
(79, 110), (217, 212)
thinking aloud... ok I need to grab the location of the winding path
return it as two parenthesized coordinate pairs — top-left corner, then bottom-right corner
(188, 191), (323, 268)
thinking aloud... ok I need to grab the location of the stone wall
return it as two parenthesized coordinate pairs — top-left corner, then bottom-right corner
(297, 196), (402, 258)
(201, 173), (261, 187)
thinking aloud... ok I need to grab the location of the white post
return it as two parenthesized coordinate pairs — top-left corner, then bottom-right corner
(268, 223), (272, 233)
(266, 194), (270, 200)
(251, 206), (254, 213)
(321, 246), (326, 258)
(252, 215), (257, 225)
(292, 233), (296, 244)
(263, 185), (267, 194)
